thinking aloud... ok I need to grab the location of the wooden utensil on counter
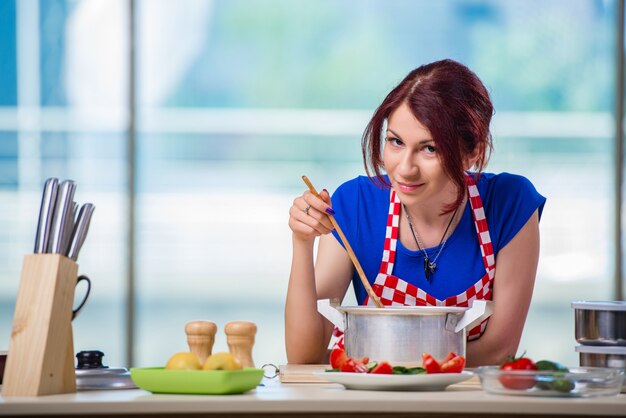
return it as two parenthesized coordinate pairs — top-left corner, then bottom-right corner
(225, 321), (256, 368)
(302, 176), (384, 308)
(185, 321), (217, 364)
(279, 364), (329, 383)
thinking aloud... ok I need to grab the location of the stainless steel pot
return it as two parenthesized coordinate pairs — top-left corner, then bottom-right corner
(576, 345), (626, 393)
(318, 299), (493, 365)
(576, 345), (626, 369)
(572, 301), (626, 346)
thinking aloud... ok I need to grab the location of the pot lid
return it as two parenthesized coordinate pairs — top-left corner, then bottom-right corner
(336, 305), (468, 315)
(76, 367), (137, 390)
(575, 345), (626, 355)
(75, 350), (137, 390)
(571, 301), (626, 311)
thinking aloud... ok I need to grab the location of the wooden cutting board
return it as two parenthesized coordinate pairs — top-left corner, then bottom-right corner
(279, 364), (330, 383)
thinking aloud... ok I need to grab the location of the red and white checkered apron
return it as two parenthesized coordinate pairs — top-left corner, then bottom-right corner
(330, 173), (495, 349)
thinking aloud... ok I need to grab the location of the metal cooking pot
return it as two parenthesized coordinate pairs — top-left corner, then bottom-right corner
(572, 301), (626, 346)
(318, 299), (493, 365)
(575, 345), (626, 393)
(575, 345), (626, 370)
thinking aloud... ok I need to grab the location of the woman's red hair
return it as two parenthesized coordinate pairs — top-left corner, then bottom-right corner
(362, 59), (494, 211)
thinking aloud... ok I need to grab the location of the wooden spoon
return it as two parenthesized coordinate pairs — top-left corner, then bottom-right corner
(302, 175), (384, 308)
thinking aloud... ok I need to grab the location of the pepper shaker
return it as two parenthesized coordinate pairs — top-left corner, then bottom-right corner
(185, 320), (217, 364)
(224, 321), (256, 368)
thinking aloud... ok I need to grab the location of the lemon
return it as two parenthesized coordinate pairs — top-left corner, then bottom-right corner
(202, 352), (242, 371)
(165, 352), (201, 370)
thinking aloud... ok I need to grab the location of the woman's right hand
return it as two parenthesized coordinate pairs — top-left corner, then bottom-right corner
(288, 189), (335, 242)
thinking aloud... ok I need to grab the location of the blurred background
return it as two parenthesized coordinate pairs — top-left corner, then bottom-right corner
(0, 0), (622, 368)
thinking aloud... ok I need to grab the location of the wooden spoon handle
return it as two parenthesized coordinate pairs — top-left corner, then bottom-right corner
(301, 175), (384, 308)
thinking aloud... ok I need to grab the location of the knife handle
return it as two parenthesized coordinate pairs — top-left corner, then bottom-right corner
(67, 203), (95, 261)
(34, 178), (59, 253)
(62, 201), (78, 257)
(48, 180), (76, 254)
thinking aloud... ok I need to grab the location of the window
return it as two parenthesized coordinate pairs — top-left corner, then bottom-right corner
(0, 0), (619, 369)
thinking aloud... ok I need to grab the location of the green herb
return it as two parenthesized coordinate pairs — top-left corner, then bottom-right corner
(551, 378), (575, 392)
(392, 366), (409, 374)
(534, 360), (574, 392)
(366, 361), (378, 372)
(392, 366), (426, 375)
(535, 360), (568, 372)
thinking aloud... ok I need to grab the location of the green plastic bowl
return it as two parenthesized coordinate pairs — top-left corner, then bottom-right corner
(130, 367), (264, 395)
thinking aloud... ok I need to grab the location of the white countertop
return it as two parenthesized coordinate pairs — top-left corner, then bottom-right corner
(0, 379), (626, 416)
(1, 378), (625, 417)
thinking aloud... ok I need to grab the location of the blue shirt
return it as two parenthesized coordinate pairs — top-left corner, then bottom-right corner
(331, 172), (546, 304)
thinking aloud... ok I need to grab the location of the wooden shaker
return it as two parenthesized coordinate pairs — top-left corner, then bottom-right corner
(224, 321), (256, 368)
(185, 321), (217, 364)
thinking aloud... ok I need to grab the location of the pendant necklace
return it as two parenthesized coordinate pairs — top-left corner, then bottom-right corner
(403, 204), (459, 281)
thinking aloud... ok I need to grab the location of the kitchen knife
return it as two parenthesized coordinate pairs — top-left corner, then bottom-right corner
(62, 201), (79, 257)
(67, 203), (95, 261)
(48, 180), (77, 254)
(34, 178), (59, 253)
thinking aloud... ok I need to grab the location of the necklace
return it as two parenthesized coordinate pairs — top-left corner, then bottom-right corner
(403, 204), (459, 281)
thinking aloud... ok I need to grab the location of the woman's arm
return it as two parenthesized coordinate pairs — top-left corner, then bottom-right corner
(466, 209), (540, 367)
(285, 192), (353, 364)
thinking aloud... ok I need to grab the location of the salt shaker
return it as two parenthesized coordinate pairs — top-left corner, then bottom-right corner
(185, 320), (217, 364)
(224, 321), (256, 368)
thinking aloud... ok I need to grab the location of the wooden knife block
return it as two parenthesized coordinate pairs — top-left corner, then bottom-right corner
(2, 254), (78, 396)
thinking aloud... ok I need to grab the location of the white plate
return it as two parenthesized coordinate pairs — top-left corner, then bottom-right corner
(312, 371), (473, 391)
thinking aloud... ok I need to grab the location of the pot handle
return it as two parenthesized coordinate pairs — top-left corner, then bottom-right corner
(452, 300), (494, 333)
(317, 299), (345, 330)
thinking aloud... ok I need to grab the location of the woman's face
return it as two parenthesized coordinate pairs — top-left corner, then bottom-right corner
(383, 102), (456, 208)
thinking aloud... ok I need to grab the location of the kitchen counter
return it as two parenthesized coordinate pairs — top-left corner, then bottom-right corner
(1, 379), (625, 418)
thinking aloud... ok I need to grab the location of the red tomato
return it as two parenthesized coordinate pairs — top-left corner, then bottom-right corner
(370, 361), (393, 374)
(330, 348), (348, 369)
(498, 357), (538, 390)
(340, 357), (368, 373)
(440, 355), (465, 373)
(442, 352), (457, 364)
(422, 353), (441, 374)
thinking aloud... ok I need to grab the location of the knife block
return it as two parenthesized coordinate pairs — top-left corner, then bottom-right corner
(2, 254), (78, 396)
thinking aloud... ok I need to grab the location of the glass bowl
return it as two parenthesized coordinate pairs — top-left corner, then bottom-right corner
(474, 366), (624, 398)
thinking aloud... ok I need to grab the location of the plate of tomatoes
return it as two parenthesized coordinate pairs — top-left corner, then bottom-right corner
(475, 355), (624, 398)
(313, 349), (472, 391)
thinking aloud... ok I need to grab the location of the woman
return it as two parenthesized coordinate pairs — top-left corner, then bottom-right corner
(285, 59), (546, 367)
